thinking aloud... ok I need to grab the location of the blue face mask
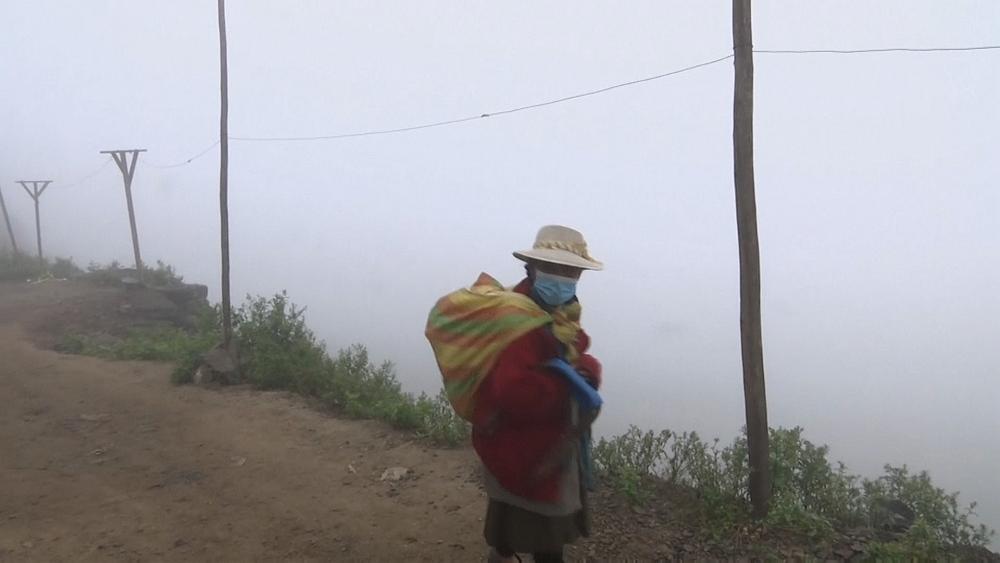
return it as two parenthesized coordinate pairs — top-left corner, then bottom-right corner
(532, 271), (578, 306)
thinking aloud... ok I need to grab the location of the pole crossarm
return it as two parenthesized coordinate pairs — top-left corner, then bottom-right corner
(18, 180), (52, 201)
(101, 149), (147, 183)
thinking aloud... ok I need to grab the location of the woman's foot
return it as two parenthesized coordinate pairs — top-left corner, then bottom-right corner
(487, 548), (521, 562)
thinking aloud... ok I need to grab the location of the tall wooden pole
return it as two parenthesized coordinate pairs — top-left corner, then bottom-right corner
(18, 181), (51, 266)
(218, 0), (233, 347)
(0, 184), (17, 254)
(732, 0), (770, 519)
(101, 149), (147, 281)
(33, 195), (41, 264)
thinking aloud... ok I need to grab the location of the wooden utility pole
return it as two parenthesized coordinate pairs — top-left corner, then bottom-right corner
(732, 0), (771, 519)
(101, 149), (147, 281)
(218, 0), (233, 347)
(0, 184), (17, 254)
(18, 180), (52, 266)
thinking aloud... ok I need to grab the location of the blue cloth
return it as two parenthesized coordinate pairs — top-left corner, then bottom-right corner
(545, 358), (603, 410)
(546, 358), (602, 490)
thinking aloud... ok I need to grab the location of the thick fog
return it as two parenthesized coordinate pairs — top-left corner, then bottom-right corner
(2, 1), (997, 535)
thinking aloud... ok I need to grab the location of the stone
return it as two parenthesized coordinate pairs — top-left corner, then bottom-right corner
(870, 497), (915, 533)
(380, 467), (410, 482)
(123, 287), (179, 320)
(157, 284), (209, 312)
(193, 345), (241, 385)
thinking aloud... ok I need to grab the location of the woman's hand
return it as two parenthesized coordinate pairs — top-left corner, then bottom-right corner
(575, 353), (602, 389)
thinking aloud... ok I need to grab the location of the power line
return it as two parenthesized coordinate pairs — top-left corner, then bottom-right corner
(229, 54), (735, 142)
(485, 54), (735, 117)
(233, 115), (483, 143)
(42, 43), (1000, 178)
(146, 140), (221, 169)
(227, 45), (1000, 144)
(57, 157), (114, 189)
(754, 44), (1000, 55)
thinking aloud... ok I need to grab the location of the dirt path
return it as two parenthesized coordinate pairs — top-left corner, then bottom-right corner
(0, 282), (486, 561)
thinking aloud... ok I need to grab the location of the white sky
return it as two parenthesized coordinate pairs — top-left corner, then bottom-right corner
(2, 1), (998, 538)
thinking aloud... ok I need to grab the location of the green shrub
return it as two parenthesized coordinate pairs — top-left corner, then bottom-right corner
(0, 251), (80, 281)
(64, 324), (218, 363)
(594, 426), (671, 502)
(594, 426), (742, 513)
(863, 465), (993, 550)
(50, 256), (83, 278)
(0, 251), (40, 280)
(414, 390), (470, 447)
(170, 351), (200, 385)
(762, 427), (864, 541)
(80, 259), (183, 287)
(54, 333), (85, 354)
(595, 424), (994, 552)
(232, 292), (469, 447)
(595, 426), (671, 477)
(234, 292), (330, 393)
(60, 303), (220, 385)
(325, 345), (401, 416)
(145, 260), (184, 287)
(319, 346), (469, 446)
(865, 517), (963, 561)
(83, 260), (124, 285)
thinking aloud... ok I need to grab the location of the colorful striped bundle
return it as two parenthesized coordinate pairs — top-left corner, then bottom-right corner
(425, 273), (580, 421)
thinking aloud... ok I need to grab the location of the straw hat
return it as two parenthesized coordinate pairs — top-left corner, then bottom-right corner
(513, 225), (603, 271)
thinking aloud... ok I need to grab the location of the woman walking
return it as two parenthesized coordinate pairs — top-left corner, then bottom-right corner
(427, 225), (604, 563)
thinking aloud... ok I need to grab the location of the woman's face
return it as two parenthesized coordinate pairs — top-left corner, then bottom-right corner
(533, 260), (584, 280)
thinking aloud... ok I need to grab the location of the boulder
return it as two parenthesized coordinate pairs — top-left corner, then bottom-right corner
(193, 344), (242, 385)
(870, 498), (915, 534)
(123, 287), (180, 321)
(157, 284), (209, 312)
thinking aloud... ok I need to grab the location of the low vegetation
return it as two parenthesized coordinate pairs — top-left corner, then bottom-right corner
(230, 292), (469, 446)
(83, 258), (184, 287)
(57, 305), (220, 385)
(0, 251), (82, 281)
(56, 285), (469, 447)
(594, 425), (995, 557)
(0, 252), (184, 287)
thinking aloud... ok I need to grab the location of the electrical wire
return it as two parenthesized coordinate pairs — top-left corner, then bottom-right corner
(754, 45), (1000, 55)
(229, 54), (735, 142)
(146, 140), (221, 169)
(43, 43), (1000, 178)
(56, 157), (114, 190)
(228, 45), (1000, 144)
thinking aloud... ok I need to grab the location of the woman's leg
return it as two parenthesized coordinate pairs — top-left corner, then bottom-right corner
(532, 550), (564, 563)
(487, 546), (521, 563)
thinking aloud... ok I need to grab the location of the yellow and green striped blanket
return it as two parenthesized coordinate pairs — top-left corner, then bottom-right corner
(425, 273), (581, 421)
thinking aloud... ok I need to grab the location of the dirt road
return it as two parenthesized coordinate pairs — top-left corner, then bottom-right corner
(0, 281), (486, 561)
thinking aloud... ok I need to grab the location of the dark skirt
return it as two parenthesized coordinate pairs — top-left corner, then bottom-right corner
(483, 495), (590, 554)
